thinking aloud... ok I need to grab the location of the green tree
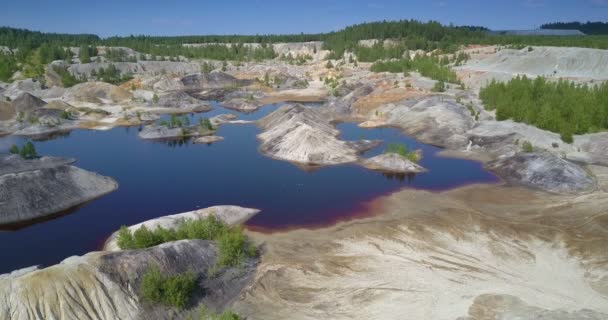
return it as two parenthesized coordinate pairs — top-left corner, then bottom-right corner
(17, 142), (37, 160)
(79, 45), (91, 63)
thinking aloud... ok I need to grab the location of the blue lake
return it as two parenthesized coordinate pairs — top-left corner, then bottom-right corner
(0, 103), (498, 273)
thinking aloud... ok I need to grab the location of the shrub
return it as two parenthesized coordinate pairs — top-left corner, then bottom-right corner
(9, 144), (19, 154)
(139, 266), (197, 309)
(191, 306), (243, 320)
(522, 140), (534, 153)
(432, 81), (446, 92)
(116, 216), (256, 270)
(60, 110), (73, 120)
(53, 65), (85, 88)
(199, 118), (215, 131)
(217, 228), (248, 267)
(385, 143), (419, 162)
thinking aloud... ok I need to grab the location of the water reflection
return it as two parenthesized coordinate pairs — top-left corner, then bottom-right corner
(381, 171), (417, 183)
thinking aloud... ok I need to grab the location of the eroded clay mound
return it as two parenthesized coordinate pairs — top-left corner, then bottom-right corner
(0, 240), (256, 320)
(463, 46), (608, 80)
(0, 155), (118, 225)
(257, 104), (380, 166)
(487, 152), (597, 194)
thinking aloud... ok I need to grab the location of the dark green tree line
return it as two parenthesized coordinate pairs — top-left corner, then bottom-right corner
(541, 21), (608, 35)
(480, 76), (608, 143)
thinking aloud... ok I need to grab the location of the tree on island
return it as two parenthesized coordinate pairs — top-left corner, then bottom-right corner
(10, 142), (38, 160)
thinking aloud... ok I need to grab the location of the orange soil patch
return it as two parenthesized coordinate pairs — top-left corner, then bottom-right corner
(353, 86), (423, 115)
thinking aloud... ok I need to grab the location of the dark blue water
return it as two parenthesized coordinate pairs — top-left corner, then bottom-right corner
(0, 103), (498, 273)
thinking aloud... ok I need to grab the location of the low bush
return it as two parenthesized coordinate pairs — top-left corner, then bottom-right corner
(116, 216), (256, 270)
(521, 140), (534, 153)
(432, 81), (446, 92)
(189, 305), (243, 320)
(52, 65), (85, 88)
(139, 266), (197, 309)
(385, 143), (419, 162)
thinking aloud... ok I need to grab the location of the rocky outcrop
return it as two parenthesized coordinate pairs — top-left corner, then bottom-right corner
(0, 100), (14, 121)
(62, 81), (132, 104)
(0, 240), (257, 320)
(68, 61), (202, 78)
(181, 72), (242, 90)
(221, 98), (261, 112)
(210, 114), (238, 126)
(151, 91), (213, 112)
(0, 155), (118, 225)
(361, 153), (426, 174)
(467, 120), (576, 157)
(2, 79), (44, 100)
(257, 104), (381, 166)
(378, 96), (475, 148)
(573, 132), (608, 166)
(11, 92), (47, 115)
(151, 76), (186, 92)
(461, 47), (608, 81)
(194, 136), (224, 144)
(104, 206), (259, 251)
(325, 84), (374, 120)
(487, 152), (597, 194)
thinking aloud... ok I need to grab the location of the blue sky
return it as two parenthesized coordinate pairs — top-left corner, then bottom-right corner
(0, 0), (607, 37)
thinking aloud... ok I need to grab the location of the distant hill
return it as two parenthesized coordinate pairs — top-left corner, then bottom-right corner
(541, 22), (608, 35)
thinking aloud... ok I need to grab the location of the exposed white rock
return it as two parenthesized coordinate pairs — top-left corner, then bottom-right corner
(194, 135), (224, 144)
(461, 47), (608, 81)
(361, 153), (426, 173)
(62, 81), (132, 104)
(573, 132), (608, 165)
(222, 98), (261, 112)
(0, 239), (257, 320)
(0, 155), (118, 225)
(486, 152), (597, 194)
(377, 96), (475, 148)
(467, 120), (576, 157)
(257, 104), (381, 166)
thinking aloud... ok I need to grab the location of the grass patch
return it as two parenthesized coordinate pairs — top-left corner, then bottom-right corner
(385, 143), (419, 162)
(189, 305), (243, 320)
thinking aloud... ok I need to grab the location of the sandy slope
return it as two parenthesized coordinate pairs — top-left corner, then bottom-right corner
(237, 184), (608, 319)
